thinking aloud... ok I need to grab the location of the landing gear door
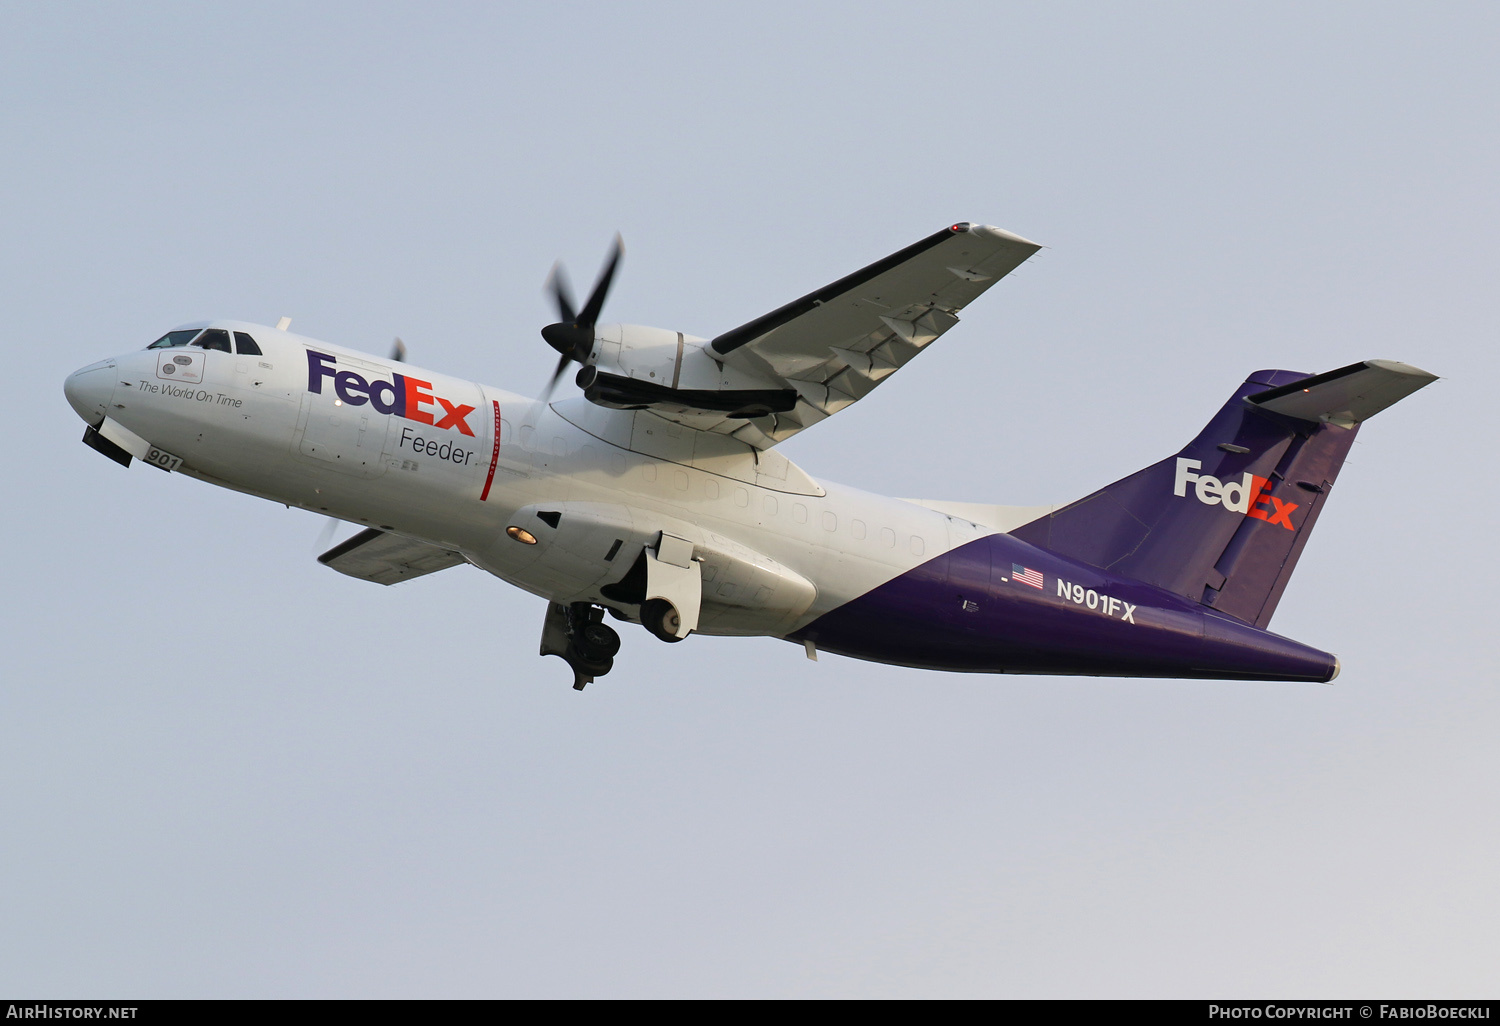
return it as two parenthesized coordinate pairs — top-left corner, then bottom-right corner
(645, 532), (701, 638)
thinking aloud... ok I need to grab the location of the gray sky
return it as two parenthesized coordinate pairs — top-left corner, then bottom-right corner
(2, 1), (1496, 998)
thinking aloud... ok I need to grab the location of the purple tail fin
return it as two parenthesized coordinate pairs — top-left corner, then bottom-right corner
(1011, 361), (1434, 628)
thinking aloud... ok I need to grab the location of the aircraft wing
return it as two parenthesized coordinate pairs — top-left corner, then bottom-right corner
(707, 222), (1041, 449)
(317, 527), (467, 585)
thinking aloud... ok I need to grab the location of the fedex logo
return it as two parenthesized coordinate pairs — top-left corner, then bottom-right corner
(1173, 457), (1298, 531)
(306, 350), (475, 436)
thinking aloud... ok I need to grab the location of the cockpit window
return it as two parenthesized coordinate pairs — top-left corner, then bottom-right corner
(233, 332), (262, 356)
(147, 329), (202, 350)
(194, 329), (232, 352)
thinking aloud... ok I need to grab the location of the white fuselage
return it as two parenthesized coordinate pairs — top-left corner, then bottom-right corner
(68, 321), (987, 640)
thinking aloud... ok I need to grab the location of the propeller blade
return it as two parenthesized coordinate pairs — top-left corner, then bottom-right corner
(546, 263), (577, 325)
(538, 352), (572, 404)
(314, 516), (340, 554)
(577, 234), (623, 328)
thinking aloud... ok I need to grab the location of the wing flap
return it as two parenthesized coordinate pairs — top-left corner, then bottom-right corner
(317, 527), (467, 586)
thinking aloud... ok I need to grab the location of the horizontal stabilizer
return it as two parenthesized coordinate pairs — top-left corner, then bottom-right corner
(317, 527), (467, 585)
(1248, 360), (1437, 428)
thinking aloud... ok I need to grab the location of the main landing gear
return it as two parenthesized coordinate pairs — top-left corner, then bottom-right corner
(541, 534), (701, 689)
(539, 596), (694, 690)
(540, 601), (622, 691)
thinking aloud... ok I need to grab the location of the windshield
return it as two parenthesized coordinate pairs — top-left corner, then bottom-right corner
(147, 329), (202, 349)
(147, 327), (260, 354)
(194, 329), (232, 352)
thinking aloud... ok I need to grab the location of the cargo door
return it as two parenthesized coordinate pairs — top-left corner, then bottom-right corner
(294, 350), (387, 478)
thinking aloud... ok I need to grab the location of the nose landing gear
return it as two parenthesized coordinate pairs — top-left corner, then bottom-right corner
(540, 601), (622, 691)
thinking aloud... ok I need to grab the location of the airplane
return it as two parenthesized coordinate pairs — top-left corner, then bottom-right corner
(63, 221), (1436, 690)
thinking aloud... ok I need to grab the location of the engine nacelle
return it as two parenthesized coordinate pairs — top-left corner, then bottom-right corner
(580, 324), (797, 419)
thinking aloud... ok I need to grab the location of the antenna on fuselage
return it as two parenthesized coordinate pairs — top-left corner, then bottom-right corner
(276, 316), (292, 332)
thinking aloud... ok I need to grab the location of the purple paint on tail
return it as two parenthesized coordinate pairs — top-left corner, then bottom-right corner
(790, 362), (1432, 681)
(789, 530), (1338, 681)
(1010, 369), (1358, 628)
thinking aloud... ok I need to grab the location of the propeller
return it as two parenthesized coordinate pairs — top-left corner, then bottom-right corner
(539, 234), (622, 401)
(313, 515), (346, 556)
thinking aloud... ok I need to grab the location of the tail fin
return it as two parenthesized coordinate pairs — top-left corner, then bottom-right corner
(1011, 360), (1435, 628)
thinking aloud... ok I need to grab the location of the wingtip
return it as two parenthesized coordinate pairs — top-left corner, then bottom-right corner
(1364, 359), (1439, 385)
(969, 223), (1043, 249)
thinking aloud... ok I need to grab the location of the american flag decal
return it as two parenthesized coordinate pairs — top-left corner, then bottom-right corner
(1012, 564), (1044, 589)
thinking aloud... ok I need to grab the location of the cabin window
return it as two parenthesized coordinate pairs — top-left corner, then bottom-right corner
(851, 519), (866, 540)
(147, 329), (201, 349)
(734, 487), (749, 508)
(910, 536), (925, 556)
(881, 527), (896, 548)
(234, 332), (263, 356)
(792, 503), (808, 524)
(763, 495), (778, 516)
(822, 511), (837, 532)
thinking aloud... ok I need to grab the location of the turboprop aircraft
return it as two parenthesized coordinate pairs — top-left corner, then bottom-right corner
(64, 222), (1436, 689)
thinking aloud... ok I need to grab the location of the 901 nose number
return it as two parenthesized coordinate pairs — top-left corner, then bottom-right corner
(145, 446), (182, 472)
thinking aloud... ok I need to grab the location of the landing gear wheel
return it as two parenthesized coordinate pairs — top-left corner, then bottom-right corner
(581, 622), (621, 659)
(641, 599), (685, 643)
(542, 602), (624, 691)
(570, 652), (613, 677)
(562, 645), (613, 690)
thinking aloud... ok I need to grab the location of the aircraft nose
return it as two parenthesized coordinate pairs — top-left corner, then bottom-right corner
(64, 360), (117, 425)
